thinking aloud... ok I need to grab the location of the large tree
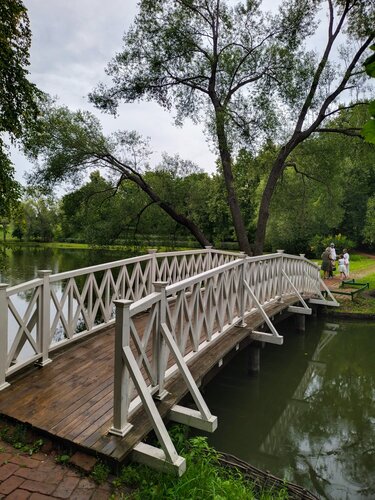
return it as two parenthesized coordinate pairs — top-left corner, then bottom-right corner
(0, 0), (41, 217)
(90, 0), (374, 254)
(23, 104), (211, 247)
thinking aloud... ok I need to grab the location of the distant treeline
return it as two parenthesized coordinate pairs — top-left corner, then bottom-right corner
(4, 108), (375, 257)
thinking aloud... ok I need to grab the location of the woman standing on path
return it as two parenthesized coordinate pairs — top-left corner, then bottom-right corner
(329, 243), (336, 278)
(321, 247), (332, 279)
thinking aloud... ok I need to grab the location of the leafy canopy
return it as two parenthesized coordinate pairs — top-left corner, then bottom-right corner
(90, 0), (319, 148)
(0, 0), (43, 216)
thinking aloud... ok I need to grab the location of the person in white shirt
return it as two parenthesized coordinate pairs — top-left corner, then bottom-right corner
(338, 254), (348, 280)
(343, 248), (350, 277)
(329, 243), (336, 278)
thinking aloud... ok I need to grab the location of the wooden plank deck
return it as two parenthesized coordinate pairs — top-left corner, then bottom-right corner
(0, 295), (305, 463)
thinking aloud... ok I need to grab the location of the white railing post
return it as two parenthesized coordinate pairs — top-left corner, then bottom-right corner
(36, 270), (52, 367)
(111, 299), (134, 437)
(276, 250), (284, 301)
(0, 283), (10, 390)
(205, 246), (213, 271)
(148, 249), (158, 293)
(153, 281), (169, 400)
(299, 254), (306, 294)
(239, 253), (247, 327)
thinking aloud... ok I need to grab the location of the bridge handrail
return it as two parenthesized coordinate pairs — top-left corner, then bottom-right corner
(0, 248), (239, 387)
(167, 258), (243, 295)
(110, 252), (323, 434)
(5, 278), (43, 297)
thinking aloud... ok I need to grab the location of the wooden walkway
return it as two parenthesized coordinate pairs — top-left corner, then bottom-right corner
(0, 295), (302, 463)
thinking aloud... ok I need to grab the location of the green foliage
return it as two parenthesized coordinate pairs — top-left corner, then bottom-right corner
(0, 147), (22, 219)
(363, 195), (375, 247)
(55, 454), (71, 464)
(308, 234), (355, 259)
(263, 105), (375, 252)
(89, 0), (375, 254)
(0, 425), (43, 455)
(0, 0), (41, 138)
(0, 0), (43, 216)
(22, 102), (212, 247)
(17, 189), (61, 242)
(363, 44), (375, 78)
(91, 461), (111, 484)
(112, 428), (289, 499)
(19, 103), (375, 252)
(362, 46), (375, 144)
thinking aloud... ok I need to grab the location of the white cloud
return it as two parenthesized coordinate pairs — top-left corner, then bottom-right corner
(12, 0), (217, 186)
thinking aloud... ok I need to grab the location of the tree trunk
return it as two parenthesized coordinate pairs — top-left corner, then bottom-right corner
(253, 162), (283, 255)
(214, 109), (252, 255)
(253, 137), (304, 255)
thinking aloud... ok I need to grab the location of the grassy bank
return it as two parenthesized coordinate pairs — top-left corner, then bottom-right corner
(0, 240), (194, 253)
(110, 432), (289, 499)
(323, 253), (375, 315)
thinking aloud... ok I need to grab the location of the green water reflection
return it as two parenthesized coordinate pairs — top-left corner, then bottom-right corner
(202, 318), (375, 499)
(0, 245), (132, 285)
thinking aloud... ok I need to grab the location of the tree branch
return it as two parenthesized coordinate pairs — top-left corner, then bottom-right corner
(314, 127), (364, 138)
(294, 0), (351, 133)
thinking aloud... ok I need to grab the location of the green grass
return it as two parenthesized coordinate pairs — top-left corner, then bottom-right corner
(112, 430), (289, 499)
(91, 461), (111, 484)
(334, 270), (375, 314)
(0, 240), (195, 253)
(329, 255), (375, 314)
(0, 424), (44, 456)
(346, 256), (375, 273)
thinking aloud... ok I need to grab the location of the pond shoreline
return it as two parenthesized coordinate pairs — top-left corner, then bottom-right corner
(321, 310), (375, 320)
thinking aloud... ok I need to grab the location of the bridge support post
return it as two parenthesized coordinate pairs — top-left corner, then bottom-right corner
(153, 282), (169, 400)
(36, 270), (52, 367)
(248, 342), (261, 374)
(110, 299), (133, 437)
(296, 314), (306, 332)
(0, 283), (10, 391)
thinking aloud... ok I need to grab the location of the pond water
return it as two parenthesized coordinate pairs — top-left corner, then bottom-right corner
(201, 317), (375, 499)
(0, 244), (131, 286)
(2, 246), (374, 498)
(0, 245), (135, 356)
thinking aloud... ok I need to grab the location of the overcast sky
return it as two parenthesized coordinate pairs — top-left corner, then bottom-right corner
(13, 0), (219, 187)
(13, 0), (324, 188)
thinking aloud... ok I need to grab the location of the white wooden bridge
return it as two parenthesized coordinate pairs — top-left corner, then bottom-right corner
(0, 248), (338, 475)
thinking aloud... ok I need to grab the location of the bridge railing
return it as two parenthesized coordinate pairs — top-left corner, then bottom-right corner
(0, 247), (238, 389)
(110, 252), (322, 436)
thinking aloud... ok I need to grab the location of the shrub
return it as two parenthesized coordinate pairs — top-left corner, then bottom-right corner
(308, 234), (355, 258)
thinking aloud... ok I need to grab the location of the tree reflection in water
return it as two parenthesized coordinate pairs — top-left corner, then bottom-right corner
(202, 319), (375, 499)
(261, 322), (375, 499)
